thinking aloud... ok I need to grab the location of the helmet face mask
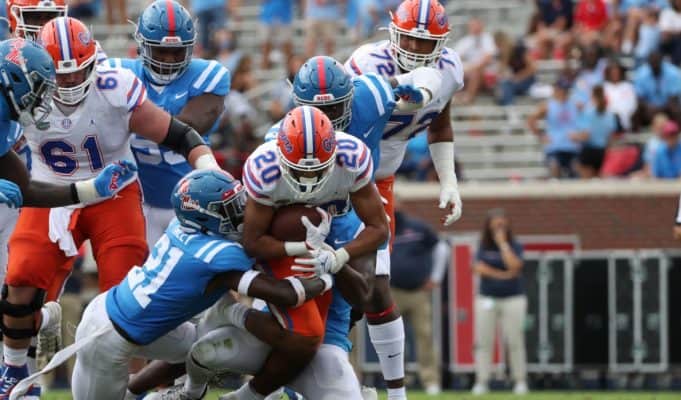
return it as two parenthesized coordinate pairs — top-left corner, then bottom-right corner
(9, 0), (67, 40)
(277, 148), (336, 198)
(388, 0), (450, 71)
(135, 0), (196, 85)
(54, 61), (95, 105)
(293, 56), (354, 131)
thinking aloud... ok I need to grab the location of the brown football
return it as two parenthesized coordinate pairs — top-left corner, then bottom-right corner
(269, 204), (322, 241)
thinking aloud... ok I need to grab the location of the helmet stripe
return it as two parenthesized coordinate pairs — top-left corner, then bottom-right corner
(166, 0), (177, 36)
(418, 0), (430, 28)
(317, 57), (327, 94)
(302, 107), (315, 157)
(56, 17), (71, 60)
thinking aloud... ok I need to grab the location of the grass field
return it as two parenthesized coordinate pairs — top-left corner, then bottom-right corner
(37, 391), (681, 400)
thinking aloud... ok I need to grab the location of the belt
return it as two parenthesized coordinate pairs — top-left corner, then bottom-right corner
(110, 318), (143, 346)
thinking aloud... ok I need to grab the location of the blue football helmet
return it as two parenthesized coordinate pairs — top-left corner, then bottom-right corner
(134, 0), (196, 85)
(293, 56), (354, 131)
(171, 169), (246, 240)
(0, 38), (56, 128)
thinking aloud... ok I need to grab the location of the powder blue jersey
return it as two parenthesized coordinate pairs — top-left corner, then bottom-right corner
(264, 72), (395, 171)
(106, 218), (253, 345)
(0, 94), (22, 158)
(108, 58), (231, 208)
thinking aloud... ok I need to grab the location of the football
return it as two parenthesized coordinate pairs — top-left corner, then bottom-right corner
(269, 204), (323, 241)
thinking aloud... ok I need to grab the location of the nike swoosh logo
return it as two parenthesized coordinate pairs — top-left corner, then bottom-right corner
(388, 353), (401, 358)
(334, 239), (349, 245)
(175, 92), (188, 99)
(363, 126), (374, 138)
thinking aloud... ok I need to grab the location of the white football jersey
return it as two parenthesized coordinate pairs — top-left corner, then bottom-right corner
(345, 40), (464, 179)
(243, 132), (373, 215)
(25, 64), (147, 185)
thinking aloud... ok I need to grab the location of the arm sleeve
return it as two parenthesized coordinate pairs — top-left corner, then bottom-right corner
(242, 154), (275, 206)
(350, 145), (374, 192)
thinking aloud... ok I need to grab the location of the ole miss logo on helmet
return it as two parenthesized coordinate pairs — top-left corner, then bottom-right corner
(178, 179), (199, 211)
(277, 106), (336, 165)
(5, 38), (26, 67)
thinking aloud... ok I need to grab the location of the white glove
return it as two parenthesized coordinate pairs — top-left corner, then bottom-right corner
(439, 184), (462, 226)
(291, 247), (349, 276)
(301, 207), (331, 249)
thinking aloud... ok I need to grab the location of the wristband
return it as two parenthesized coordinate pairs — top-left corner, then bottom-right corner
(285, 276), (306, 307)
(285, 241), (309, 256)
(332, 247), (350, 273)
(429, 141), (457, 187)
(74, 179), (99, 203)
(237, 270), (261, 296)
(194, 153), (219, 170)
(320, 274), (333, 292)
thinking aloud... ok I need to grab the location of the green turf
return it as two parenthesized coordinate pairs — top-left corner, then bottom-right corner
(37, 390), (681, 400)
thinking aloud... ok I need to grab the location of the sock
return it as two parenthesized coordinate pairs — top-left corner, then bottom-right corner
(39, 308), (50, 331)
(367, 317), (405, 383)
(183, 355), (210, 398)
(234, 382), (265, 400)
(387, 387), (407, 400)
(3, 345), (27, 367)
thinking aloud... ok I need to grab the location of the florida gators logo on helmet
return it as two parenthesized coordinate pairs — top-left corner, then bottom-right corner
(276, 106), (337, 197)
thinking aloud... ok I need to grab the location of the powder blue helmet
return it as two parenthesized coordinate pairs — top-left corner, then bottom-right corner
(0, 38), (56, 128)
(171, 170), (246, 240)
(293, 56), (354, 131)
(135, 0), (196, 85)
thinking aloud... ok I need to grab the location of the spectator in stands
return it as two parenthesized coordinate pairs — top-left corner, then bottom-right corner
(454, 18), (497, 104)
(572, 85), (619, 178)
(191, 0), (239, 56)
(390, 202), (449, 396)
(651, 119), (681, 178)
(215, 54), (258, 178)
(471, 208), (528, 397)
(534, 0), (574, 59)
(620, 0), (668, 55)
(603, 59), (638, 131)
(573, 0), (609, 47)
(304, 0), (343, 58)
(570, 44), (606, 108)
(637, 113), (670, 177)
(496, 39), (537, 106)
(260, 0), (294, 69)
(633, 9), (661, 64)
(268, 54), (303, 122)
(68, 0), (100, 21)
(660, 0), (681, 64)
(528, 78), (581, 178)
(104, 0), (125, 26)
(632, 52), (681, 130)
(214, 28), (241, 72)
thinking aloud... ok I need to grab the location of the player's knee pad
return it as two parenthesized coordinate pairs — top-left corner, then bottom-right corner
(192, 326), (270, 375)
(0, 285), (45, 339)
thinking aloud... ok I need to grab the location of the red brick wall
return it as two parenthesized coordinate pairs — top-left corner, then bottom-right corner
(399, 188), (679, 250)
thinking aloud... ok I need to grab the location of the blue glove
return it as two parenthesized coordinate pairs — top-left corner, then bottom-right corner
(393, 84), (424, 104)
(0, 179), (22, 208)
(93, 160), (138, 198)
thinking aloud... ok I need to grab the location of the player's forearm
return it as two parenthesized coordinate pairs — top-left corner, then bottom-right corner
(244, 272), (331, 308)
(243, 235), (290, 260)
(335, 254), (375, 308)
(22, 181), (79, 207)
(343, 226), (388, 261)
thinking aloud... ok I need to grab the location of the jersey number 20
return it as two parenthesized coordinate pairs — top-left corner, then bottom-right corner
(127, 235), (182, 308)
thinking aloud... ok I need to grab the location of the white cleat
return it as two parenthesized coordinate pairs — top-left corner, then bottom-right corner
(361, 386), (378, 400)
(143, 384), (206, 400)
(36, 301), (62, 369)
(513, 381), (529, 395)
(471, 383), (489, 396)
(425, 384), (441, 396)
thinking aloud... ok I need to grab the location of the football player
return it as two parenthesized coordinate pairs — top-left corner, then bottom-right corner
(344, 1), (464, 397)
(0, 18), (221, 397)
(108, 0), (230, 247)
(62, 170), (332, 400)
